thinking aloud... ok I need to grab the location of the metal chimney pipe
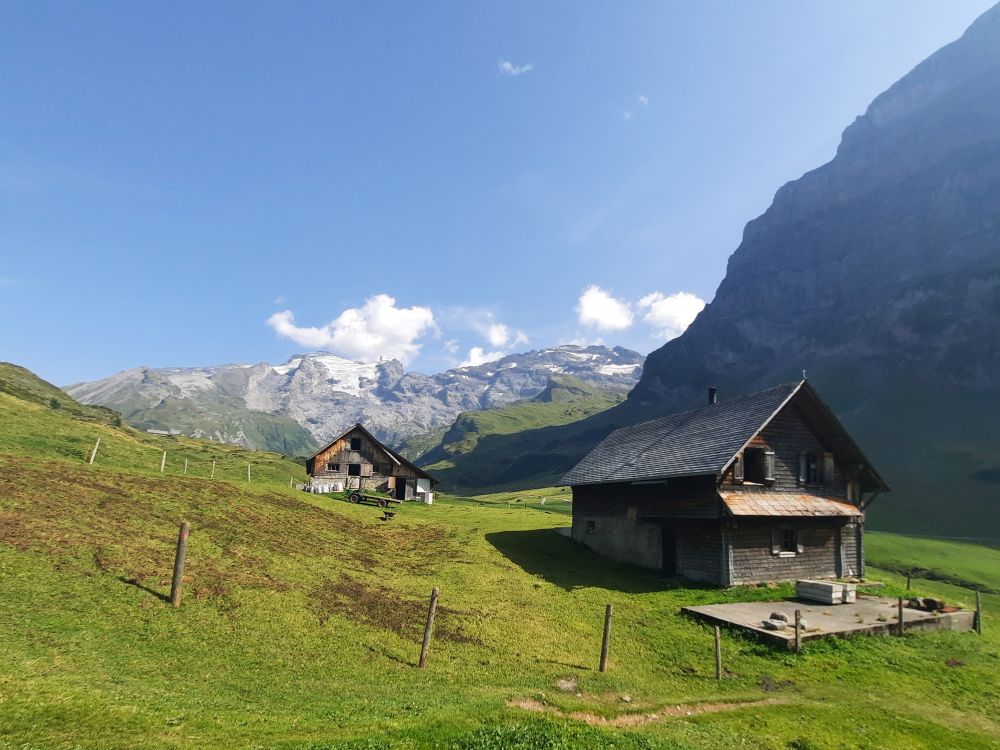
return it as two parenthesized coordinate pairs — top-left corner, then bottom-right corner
(708, 387), (718, 405)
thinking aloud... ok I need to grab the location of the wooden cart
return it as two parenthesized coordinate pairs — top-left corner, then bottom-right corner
(348, 491), (401, 509)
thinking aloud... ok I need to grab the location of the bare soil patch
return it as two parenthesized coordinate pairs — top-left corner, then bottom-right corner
(508, 697), (783, 726)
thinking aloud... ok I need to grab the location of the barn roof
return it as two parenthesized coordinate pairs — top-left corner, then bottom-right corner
(559, 380), (888, 491)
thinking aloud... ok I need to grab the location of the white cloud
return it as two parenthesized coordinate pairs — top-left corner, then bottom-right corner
(267, 294), (436, 365)
(487, 323), (510, 348)
(460, 346), (506, 368)
(576, 285), (634, 332)
(498, 59), (534, 77)
(638, 94), (649, 106)
(638, 291), (706, 340)
(443, 339), (460, 354)
(622, 109), (633, 120)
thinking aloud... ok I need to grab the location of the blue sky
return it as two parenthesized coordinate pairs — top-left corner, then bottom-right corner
(1, 1), (994, 384)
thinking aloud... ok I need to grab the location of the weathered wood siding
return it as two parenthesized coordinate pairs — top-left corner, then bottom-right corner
(571, 477), (720, 519)
(727, 519), (841, 585)
(676, 523), (725, 583)
(721, 404), (848, 497)
(308, 426), (422, 493)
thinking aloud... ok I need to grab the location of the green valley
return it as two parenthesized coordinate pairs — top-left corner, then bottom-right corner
(412, 376), (627, 491)
(1, 365), (998, 749)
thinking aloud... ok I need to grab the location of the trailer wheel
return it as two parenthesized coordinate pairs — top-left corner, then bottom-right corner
(377, 498), (388, 507)
(349, 492), (361, 503)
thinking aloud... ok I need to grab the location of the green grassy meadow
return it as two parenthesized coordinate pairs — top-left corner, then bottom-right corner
(1, 368), (999, 749)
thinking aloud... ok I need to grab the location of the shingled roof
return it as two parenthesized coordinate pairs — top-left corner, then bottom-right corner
(560, 381), (804, 486)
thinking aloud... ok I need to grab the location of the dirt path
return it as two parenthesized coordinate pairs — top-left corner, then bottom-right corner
(507, 696), (783, 727)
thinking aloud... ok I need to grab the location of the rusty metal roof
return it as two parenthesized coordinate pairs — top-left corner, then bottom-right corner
(719, 490), (862, 517)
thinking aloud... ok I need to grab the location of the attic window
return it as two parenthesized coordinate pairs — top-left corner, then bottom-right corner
(799, 452), (819, 485)
(350, 437), (362, 451)
(743, 448), (776, 484)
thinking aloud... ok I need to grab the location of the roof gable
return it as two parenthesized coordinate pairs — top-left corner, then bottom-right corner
(309, 423), (435, 482)
(559, 379), (888, 492)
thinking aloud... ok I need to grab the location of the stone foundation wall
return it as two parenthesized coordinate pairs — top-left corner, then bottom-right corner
(571, 515), (662, 570)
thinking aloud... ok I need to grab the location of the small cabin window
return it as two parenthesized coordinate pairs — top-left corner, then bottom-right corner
(348, 463), (361, 476)
(585, 520), (596, 535)
(771, 528), (802, 557)
(780, 529), (797, 553)
(326, 462), (340, 472)
(350, 437), (362, 451)
(744, 448), (775, 484)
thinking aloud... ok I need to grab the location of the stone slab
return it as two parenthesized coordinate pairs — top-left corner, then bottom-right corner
(683, 595), (975, 648)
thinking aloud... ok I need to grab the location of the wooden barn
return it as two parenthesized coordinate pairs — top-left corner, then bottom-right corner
(306, 423), (436, 501)
(559, 380), (889, 586)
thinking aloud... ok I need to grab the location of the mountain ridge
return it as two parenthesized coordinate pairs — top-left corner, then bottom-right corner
(66, 345), (644, 453)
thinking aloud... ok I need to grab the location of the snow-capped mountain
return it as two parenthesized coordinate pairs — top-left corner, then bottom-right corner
(65, 345), (644, 451)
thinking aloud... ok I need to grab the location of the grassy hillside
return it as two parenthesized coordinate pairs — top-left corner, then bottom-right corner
(124, 394), (319, 458)
(0, 364), (310, 486)
(418, 377), (627, 491)
(1, 366), (999, 748)
(0, 362), (122, 426)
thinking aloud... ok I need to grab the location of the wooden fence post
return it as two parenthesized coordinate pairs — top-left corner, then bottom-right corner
(976, 590), (983, 636)
(88, 437), (101, 464)
(247, 464), (251, 483)
(418, 587), (439, 668)
(170, 522), (190, 607)
(714, 626), (722, 679)
(289, 476), (293, 488)
(906, 572), (911, 590)
(599, 604), (613, 673)
(160, 450), (167, 473)
(210, 460), (215, 479)
(897, 596), (904, 636)
(794, 610), (802, 653)
(184, 458), (188, 475)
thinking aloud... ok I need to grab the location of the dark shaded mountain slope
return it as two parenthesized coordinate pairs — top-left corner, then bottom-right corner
(443, 4), (1000, 537)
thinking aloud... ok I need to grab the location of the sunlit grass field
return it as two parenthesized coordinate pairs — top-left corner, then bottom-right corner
(1, 370), (998, 749)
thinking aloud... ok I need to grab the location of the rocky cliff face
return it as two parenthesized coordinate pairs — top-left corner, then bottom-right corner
(627, 3), (1000, 535)
(66, 345), (644, 451)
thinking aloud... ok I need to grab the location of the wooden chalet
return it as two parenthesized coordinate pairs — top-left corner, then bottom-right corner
(306, 423), (436, 501)
(559, 380), (889, 586)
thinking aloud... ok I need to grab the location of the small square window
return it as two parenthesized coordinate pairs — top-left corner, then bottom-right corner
(350, 437), (362, 451)
(348, 463), (361, 476)
(585, 520), (596, 535)
(780, 529), (797, 553)
(326, 462), (340, 472)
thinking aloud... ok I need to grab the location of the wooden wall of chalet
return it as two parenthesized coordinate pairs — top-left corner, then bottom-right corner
(720, 404), (850, 497)
(308, 427), (423, 495)
(571, 476), (719, 519)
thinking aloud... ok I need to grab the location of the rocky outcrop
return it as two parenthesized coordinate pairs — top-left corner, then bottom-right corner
(625, 3), (1000, 535)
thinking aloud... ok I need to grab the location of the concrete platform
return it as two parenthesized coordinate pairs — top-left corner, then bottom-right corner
(683, 595), (975, 648)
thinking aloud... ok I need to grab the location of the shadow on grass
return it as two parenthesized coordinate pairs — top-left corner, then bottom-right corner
(118, 576), (171, 604)
(485, 528), (675, 593)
